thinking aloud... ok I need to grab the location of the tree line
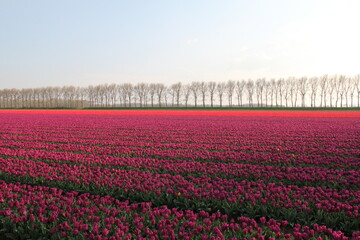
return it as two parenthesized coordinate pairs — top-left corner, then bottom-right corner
(0, 74), (359, 109)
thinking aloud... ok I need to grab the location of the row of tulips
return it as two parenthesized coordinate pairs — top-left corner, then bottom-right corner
(1, 180), (358, 240)
(0, 146), (360, 190)
(0, 115), (358, 155)
(1, 138), (360, 171)
(1, 129), (358, 158)
(0, 157), (359, 234)
(0, 116), (358, 156)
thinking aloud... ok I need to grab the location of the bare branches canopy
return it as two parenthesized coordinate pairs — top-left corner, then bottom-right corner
(0, 75), (359, 108)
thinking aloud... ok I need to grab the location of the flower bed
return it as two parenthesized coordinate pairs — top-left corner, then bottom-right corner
(0, 111), (359, 239)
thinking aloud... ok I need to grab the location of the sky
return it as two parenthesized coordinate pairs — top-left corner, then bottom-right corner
(1, 0), (359, 89)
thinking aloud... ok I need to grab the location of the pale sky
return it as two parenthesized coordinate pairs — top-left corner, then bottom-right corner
(1, 0), (359, 89)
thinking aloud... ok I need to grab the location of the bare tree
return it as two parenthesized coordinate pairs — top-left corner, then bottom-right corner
(40, 87), (48, 108)
(289, 79), (297, 107)
(328, 76), (337, 107)
(339, 77), (348, 108)
(108, 84), (117, 107)
(3, 89), (10, 108)
(72, 87), (80, 108)
(92, 85), (101, 107)
(355, 74), (360, 107)
(122, 84), (133, 107)
(149, 83), (157, 107)
(27, 88), (33, 108)
(270, 79), (277, 107)
(235, 80), (246, 107)
(25, 89), (31, 108)
(115, 85), (122, 107)
(226, 80), (236, 107)
(199, 82), (208, 107)
(283, 79), (291, 107)
(289, 78), (300, 107)
(298, 77), (308, 107)
(183, 84), (191, 107)
(46, 87), (54, 108)
(208, 82), (217, 107)
(44, 87), (52, 108)
(216, 82), (226, 107)
(86, 85), (95, 107)
(34, 88), (42, 108)
(61, 87), (68, 108)
(172, 82), (182, 107)
(14, 88), (21, 108)
(0, 90), (3, 108)
(245, 80), (254, 107)
(79, 87), (88, 108)
(349, 77), (357, 107)
(69, 86), (77, 108)
(263, 81), (271, 107)
(169, 82), (182, 107)
(19, 88), (28, 108)
(142, 84), (150, 107)
(2, 89), (9, 108)
(335, 75), (346, 107)
(169, 84), (176, 107)
(134, 83), (148, 107)
(30, 88), (37, 108)
(7, 89), (14, 108)
(255, 78), (265, 107)
(276, 79), (285, 107)
(101, 84), (110, 107)
(155, 83), (166, 107)
(61, 86), (76, 108)
(98, 85), (106, 107)
(164, 88), (170, 107)
(343, 77), (353, 107)
(134, 84), (142, 107)
(190, 82), (200, 107)
(319, 75), (328, 107)
(18, 89), (26, 108)
(19, 88), (29, 108)
(309, 78), (318, 107)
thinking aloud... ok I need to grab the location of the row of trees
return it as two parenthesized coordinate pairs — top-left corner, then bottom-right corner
(0, 74), (359, 108)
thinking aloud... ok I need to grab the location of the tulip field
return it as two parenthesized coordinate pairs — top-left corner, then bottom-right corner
(0, 110), (359, 240)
